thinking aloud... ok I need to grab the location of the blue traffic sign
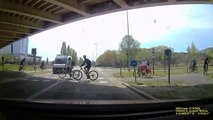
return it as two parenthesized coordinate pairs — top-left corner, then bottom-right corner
(131, 60), (137, 67)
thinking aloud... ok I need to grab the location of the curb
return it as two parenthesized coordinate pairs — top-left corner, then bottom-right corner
(122, 82), (158, 100)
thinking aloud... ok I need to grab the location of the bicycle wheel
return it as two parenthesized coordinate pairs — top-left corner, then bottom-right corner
(73, 70), (83, 80)
(19, 65), (24, 72)
(187, 67), (191, 73)
(203, 69), (207, 75)
(89, 70), (98, 81)
(203, 66), (208, 75)
(194, 66), (198, 73)
(58, 68), (67, 79)
(145, 72), (151, 78)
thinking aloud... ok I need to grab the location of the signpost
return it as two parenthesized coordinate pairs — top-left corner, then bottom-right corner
(1, 57), (4, 70)
(151, 48), (155, 75)
(164, 49), (172, 84)
(131, 60), (138, 83)
(31, 48), (37, 72)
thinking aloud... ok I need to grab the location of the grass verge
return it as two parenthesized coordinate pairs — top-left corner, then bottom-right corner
(112, 66), (213, 78)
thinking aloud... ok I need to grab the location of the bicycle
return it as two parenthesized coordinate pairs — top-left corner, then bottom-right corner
(19, 64), (25, 72)
(73, 67), (99, 81)
(187, 65), (198, 73)
(133, 67), (152, 78)
(203, 64), (208, 75)
(58, 67), (82, 80)
(133, 64), (152, 77)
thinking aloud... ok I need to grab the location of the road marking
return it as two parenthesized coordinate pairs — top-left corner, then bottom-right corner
(26, 81), (61, 100)
(67, 80), (78, 82)
(98, 77), (104, 80)
(99, 81), (108, 83)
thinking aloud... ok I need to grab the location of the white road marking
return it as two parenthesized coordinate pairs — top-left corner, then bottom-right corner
(68, 80), (78, 82)
(98, 77), (104, 80)
(99, 81), (108, 84)
(27, 81), (61, 99)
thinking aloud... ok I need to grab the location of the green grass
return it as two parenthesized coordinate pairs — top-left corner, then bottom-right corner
(113, 66), (213, 78)
(128, 81), (189, 86)
(1, 64), (35, 71)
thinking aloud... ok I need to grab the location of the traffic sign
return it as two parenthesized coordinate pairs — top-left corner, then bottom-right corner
(131, 60), (137, 67)
(164, 49), (172, 57)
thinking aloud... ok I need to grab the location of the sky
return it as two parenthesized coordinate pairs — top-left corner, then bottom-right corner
(28, 4), (213, 61)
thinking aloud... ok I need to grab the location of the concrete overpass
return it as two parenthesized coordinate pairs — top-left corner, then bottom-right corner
(0, 0), (212, 48)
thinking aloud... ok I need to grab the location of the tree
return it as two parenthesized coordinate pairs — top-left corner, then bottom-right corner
(138, 48), (152, 62)
(203, 47), (213, 59)
(67, 45), (78, 65)
(119, 35), (140, 67)
(60, 42), (78, 65)
(187, 42), (199, 59)
(119, 35), (140, 53)
(78, 57), (84, 66)
(154, 46), (173, 61)
(60, 41), (67, 55)
(96, 50), (118, 66)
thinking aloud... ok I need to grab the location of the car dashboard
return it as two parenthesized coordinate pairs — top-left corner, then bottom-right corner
(0, 98), (212, 120)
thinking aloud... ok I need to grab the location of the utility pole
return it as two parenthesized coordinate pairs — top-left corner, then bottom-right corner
(126, 10), (130, 71)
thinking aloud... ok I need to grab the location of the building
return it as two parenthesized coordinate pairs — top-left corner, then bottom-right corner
(0, 38), (28, 54)
(0, 38), (41, 64)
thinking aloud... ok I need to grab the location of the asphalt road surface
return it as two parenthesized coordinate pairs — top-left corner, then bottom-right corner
(0, 67), (147, 100)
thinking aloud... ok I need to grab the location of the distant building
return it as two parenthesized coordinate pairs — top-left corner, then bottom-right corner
(0, 38), (41, 64)
(0, 38), (28, 54)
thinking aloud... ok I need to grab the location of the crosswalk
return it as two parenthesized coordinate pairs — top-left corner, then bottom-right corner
(19, 76), (108, 84)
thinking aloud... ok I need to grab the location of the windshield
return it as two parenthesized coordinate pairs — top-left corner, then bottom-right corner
(0, 3), (212, 118)
(54, 58), (66, 64)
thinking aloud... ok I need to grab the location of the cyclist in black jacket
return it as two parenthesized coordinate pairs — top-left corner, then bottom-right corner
(204, 57), (210, 71)
(80, 55), (91, 79)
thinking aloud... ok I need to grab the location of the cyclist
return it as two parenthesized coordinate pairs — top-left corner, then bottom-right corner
(19, 58), (25, 71)
(203, 57), (210, 72)
(80, 55), (91, 79)
(140, 58), (149, 66)
(190, 58), (197, 71)
(67, 57), (73, 77)
(139, 58), (151, 76)
(40, 61), (45, 70)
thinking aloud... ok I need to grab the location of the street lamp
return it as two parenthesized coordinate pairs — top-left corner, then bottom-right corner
(94, 42), (97, 61)
(151, 48), (155, 74)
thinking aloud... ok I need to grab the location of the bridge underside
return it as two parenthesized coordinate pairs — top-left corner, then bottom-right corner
(0, 0), (212, 48)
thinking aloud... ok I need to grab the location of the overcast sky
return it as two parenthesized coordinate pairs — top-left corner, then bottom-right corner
(28, 4), (213, 61)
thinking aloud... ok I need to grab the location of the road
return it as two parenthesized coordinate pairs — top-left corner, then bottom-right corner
(0, 67), (147, 100)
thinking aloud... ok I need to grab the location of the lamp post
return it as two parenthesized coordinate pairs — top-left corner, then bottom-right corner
(151, 48), (155, 75)
(94, 42), (97, 61)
